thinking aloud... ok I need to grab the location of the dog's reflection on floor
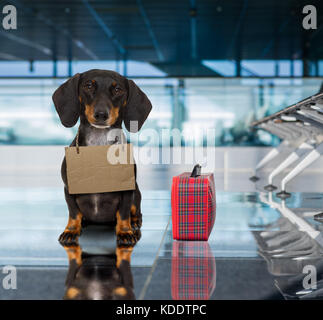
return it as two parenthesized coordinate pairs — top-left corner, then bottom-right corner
(61, 225), (137, 300)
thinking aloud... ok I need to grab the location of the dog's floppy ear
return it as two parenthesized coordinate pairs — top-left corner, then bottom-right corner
(123, 80), (152, 132)
(52, 73), (81, 127)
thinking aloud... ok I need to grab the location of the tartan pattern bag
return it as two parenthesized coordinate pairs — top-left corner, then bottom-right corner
(171, 169), (216, 241)
(171, 241), (216, 300)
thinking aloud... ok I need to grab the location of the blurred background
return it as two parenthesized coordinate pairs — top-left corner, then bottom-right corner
(0, 0), (323, 147)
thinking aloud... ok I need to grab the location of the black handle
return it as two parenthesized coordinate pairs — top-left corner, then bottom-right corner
(190, 164), (201, 178)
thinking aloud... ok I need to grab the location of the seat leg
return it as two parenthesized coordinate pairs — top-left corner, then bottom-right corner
(250, 141), (288, 182)
(276, 143), (323, 199)
(264, 142), (313, 191)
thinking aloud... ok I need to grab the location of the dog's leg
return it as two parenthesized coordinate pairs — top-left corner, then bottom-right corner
(59, 187), (83, 245)
(116, 191), (138, 247)
(130, 185), (142, 242)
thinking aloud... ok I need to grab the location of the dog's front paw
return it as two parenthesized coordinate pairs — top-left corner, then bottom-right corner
(131, 219), (142, 231)
(117, 231), (138, 247)
(131, 222), (142, 242)
(58, 230), (80, 245)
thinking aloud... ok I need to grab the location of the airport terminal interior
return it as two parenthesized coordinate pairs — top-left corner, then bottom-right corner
(1, 0), (323, 300)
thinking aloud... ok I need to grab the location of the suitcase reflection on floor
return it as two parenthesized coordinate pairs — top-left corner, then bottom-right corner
(252, 192), (323, 299)
(171, 241), (216, 300)
(61, 225), (137, 300)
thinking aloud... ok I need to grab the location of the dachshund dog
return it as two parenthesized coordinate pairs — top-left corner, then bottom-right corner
(63, 244), (135, 300)
(52, 69), (152, 246)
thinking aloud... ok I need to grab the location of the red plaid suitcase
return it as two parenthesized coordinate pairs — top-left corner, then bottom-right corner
(171, 165), (216, 241)
(171, 241), (216, 300)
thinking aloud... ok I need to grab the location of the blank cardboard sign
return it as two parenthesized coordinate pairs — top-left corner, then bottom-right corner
(65, 144), (135, 194)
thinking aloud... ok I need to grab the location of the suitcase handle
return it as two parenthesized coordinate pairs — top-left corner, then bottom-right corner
(190, 164), (201, 177)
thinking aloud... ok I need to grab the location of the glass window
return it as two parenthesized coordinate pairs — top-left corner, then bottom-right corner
(0, 74), (322, 146)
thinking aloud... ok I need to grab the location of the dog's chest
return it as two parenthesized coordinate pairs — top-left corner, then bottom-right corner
(78, 127), (126, 221)
(84, 128), (126, 146)
(84, 129), (111, 146)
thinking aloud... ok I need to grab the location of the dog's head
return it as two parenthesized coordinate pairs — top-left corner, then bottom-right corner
(52, 69), (152, 132)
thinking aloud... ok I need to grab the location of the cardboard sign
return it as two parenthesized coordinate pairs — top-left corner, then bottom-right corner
(65, 144), (135, 194)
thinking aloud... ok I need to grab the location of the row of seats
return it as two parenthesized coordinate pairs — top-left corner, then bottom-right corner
(250, 91), (323, 199)
(250, 91), (323, 299)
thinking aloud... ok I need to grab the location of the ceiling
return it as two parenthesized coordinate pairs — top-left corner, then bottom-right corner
(0, 0), (323, 74)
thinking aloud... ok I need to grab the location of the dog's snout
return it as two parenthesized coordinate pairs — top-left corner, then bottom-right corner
(94, 111), (109, 121)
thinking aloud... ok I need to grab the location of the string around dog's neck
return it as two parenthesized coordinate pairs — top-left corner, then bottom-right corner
(76, 126), (80, 154)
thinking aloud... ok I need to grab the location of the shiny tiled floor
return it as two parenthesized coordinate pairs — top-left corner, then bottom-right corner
(1, 184), (323, 300)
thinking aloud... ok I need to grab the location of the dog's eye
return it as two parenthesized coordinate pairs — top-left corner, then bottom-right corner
(84, 81), (94, 90)
(114, 86), (122, 94)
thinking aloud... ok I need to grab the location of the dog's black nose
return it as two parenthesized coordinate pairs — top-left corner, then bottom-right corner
(94, 111), (108, 121)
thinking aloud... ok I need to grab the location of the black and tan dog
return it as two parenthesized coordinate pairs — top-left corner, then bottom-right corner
(63, 244), (135, 300)
(52, 69), (152, 246)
